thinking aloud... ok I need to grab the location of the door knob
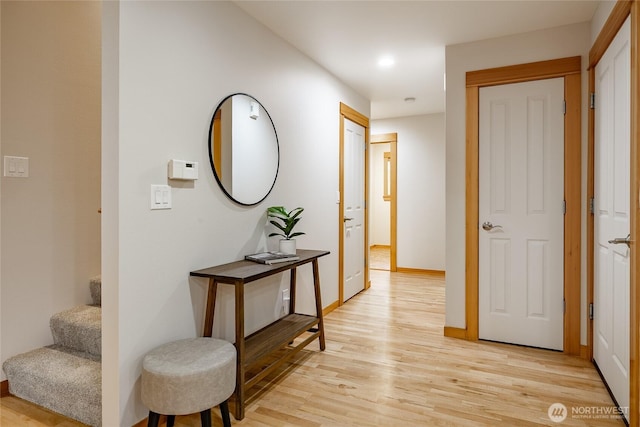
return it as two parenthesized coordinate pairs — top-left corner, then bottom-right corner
(344, 217), (354, 223)
(482, 221), (502, 231)
(608, 234), (631, 248)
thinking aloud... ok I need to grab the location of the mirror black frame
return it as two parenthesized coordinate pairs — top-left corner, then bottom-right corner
(208, 93), (280, 206)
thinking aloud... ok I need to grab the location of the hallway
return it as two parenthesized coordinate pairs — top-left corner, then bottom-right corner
(1, 270), (621, 426)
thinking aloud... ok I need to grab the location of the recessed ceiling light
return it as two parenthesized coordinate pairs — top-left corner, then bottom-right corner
(404, 97), (416, 103)
(378, 56), (395, 68)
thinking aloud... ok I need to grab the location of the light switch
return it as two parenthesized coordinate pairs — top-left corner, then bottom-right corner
(4, 156), (29, 178)
(150, 185), (171, 210)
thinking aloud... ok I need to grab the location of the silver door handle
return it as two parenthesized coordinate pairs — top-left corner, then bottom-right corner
(344, 217), (353, 222)
(482, 221), (502, 231)
(608, 234), (631, 248)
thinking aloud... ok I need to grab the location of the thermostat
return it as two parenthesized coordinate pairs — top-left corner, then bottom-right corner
(168, 159), (198, 180)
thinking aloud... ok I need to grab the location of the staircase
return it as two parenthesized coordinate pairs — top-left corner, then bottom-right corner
(2, 277), (102, 426)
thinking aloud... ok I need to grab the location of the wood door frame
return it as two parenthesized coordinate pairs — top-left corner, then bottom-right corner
(462, 56), (582, 356)
(339, 103), (370, 305)
(370, 132), (398, 272)
(587, 1), (638, 425)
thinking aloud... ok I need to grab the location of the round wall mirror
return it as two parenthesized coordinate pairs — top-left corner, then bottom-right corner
(208, 93), (279, 206)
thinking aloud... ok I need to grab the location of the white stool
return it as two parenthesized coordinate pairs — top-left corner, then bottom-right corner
(141, 338), (236, 427)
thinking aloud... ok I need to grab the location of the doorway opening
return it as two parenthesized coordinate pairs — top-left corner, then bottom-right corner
(339, 103), (370, 304)
(370, 133), (397, 272)
(461, 56), (582, 356)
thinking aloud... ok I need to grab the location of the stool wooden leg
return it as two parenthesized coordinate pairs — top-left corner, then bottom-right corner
(200, 408), (212, 427)
(167, 415), (176, 427)
(147, 411), (160, 427)
(220, 400), (231, 427)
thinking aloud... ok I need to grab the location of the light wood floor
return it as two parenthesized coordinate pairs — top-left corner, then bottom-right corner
(369, 246), (390, 271)
(1, 270), (623, 426)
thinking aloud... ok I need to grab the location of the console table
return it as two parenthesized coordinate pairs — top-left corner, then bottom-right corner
(190, 249), (329, 420)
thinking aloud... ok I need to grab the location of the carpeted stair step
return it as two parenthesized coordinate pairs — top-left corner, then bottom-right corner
(89, 275), (101, 306)
(50, 305), (101, 356)
(2, 345), (101, 426)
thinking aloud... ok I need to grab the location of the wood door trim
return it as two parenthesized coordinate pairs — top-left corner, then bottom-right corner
(339, 103), (370, 304)
(371, 132), (398, 272)
(371, 133), (396, 143)
(465, 85), (480, 342)
(589, 1), (633, 69)
(466, 56), (581, 87)
(464, 56), (582, 355)
(587, 69), (596, 363)
(630, 5), (639, 423)
(588, 2), (638, 425)
(564, 72), (582, 356)
(341, 103), (369, 128)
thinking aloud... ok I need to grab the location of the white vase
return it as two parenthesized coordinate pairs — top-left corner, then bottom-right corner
(279, 239), (296, 255)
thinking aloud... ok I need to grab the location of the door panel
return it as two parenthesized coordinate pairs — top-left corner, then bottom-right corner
(594, 17), (630, 417)
(479, 78), (564, 351)
(343, 118), (365, 302)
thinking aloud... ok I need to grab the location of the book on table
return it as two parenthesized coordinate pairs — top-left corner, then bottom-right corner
(245, 252), (299, 265)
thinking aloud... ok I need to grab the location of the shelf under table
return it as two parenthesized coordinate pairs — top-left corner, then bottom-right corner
(244, 313), (319, 368)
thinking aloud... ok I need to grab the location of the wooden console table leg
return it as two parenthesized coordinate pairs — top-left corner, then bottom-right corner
(203, 279), (218, 338)
(234, 280), (246, 420)
(312, 259), (326, 351)
(289, 267), (297, 314)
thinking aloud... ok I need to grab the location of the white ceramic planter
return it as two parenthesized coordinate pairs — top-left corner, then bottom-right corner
(279, 239), (296, 255)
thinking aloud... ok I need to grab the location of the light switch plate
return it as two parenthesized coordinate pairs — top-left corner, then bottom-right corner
(150, 185), (171, 210)
(4, 156), (29, 178)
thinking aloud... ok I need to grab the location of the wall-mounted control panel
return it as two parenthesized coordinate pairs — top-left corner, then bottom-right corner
(168, 159), (198, 180)
(4, 156), (29, 178)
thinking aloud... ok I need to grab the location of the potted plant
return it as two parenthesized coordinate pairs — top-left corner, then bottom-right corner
(267, 206), (305, 255)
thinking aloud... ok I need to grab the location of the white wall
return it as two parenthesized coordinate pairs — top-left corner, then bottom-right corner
(101, 1), (119, 423)
(371, 114), (446, 271)
(445, 22), (591, 344)
(591, 1), (617, 45)
(102, 1), (369, 424)
(1, 1), (101, 381)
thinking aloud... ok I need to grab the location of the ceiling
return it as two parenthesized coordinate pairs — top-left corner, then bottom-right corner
(236, 0), (601, 119)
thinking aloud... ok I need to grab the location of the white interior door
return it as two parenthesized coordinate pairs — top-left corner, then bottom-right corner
(343, 118), (365, 302)
(594, 17), (630, 418)
(479, 78), (565, 350)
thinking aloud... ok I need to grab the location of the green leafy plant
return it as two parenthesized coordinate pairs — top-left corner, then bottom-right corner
(267, 206), (305, 240)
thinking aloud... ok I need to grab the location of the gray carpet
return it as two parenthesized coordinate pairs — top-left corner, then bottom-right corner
(2, 277), (102, 426)
(50, 305), (101, 356)
(90, 276), (101, 306)
(3, 345), (101, 426)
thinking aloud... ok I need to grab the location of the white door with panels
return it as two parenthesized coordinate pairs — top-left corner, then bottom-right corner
(343, 118), (365, 302)
(479, 78), (565, 350)
(594, 17), (630, 418)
